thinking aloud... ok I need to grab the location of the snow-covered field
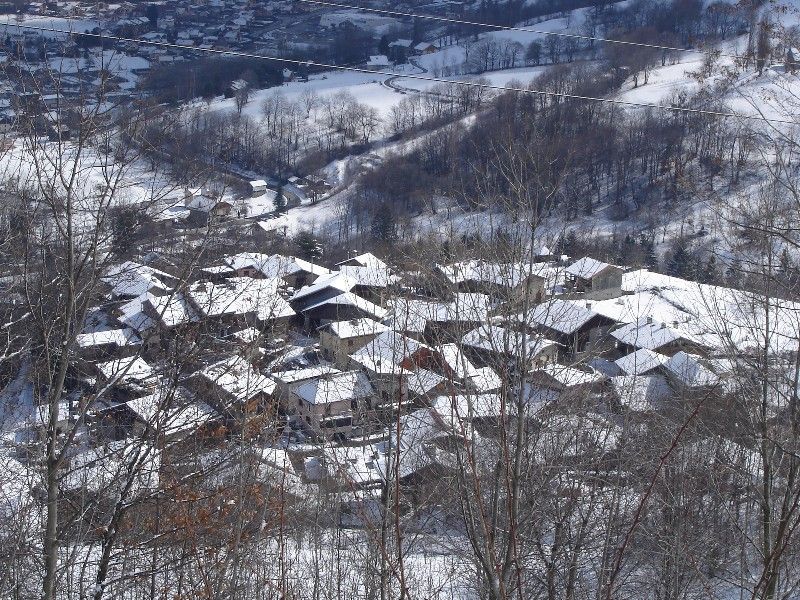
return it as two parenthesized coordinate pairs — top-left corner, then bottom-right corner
(0, 14), (101, 38)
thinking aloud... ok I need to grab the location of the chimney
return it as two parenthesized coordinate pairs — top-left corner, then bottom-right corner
(646, 316), (653, 324)
(585, 301), (592, 309)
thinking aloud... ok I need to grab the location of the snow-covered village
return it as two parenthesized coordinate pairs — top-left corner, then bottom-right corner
(3, 0), (800, 598)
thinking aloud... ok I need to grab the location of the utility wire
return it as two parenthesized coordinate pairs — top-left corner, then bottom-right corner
(2, 20), (796, 125)
(298, 0), (779, 68)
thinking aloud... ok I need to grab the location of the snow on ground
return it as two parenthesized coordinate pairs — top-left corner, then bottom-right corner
(0, 15), (101, 38)
(0, 139), (184, 224)
(210, 67), (420, 120)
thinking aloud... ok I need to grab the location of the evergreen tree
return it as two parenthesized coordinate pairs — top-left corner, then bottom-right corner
(700, 254), (717, 284)
(666, 240), (692, 279)
(294, 231), (323, 261)
(273, 185), (287, 214)
(371, 207), (397, 242)
(639, 233), (658, 269)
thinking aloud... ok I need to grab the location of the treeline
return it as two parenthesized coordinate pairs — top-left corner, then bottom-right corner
(350, 61), (751, 249)
(140, 56), (284, 104)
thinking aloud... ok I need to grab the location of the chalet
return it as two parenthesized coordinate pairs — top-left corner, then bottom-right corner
(660, 351), (721, 391)
(338, 264), (400, 303)
(520, 299), (616, 356)
(291, 370), (374, 439)
(611, 317), (710, 357)
(366, 54), (391, 69)
(319, 318), (389, 369)
(273, 365), (342, 411)
(101, 261), (175, 300)
(293, 272), (387, 326)
(413, 41), (437, 54)
(184, 188), (233, 224)
(215, 253), (330, 289)
(608, 374), (672, 416)
(75, 328), (142, 361)
(188, 356), (277, 428)
(436, 260), (548, 303)
(614, 348), (669, 376)
(248, 179), (268, 196)
(565, 257), (624, 300)
(185, 277), (295, 335)
(461, 324), (558, 371)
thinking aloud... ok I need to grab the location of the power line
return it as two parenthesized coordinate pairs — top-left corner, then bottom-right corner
(298, 0), (770, 68)
(2, 20), (795, 125)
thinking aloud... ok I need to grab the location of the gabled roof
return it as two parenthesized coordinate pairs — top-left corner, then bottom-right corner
(662, 351), (720, 388)
(339, 264), (400, 288)
(566, 257), (618, 279)
(324, 318), (388, 339)
(611, 318), (705, 351)
(614, 348), (669, 376)
(462, 324), (558, 358)
(294, 370), (373, 405)
(102, 261), (172, 298)
(96, 356), (154, 384)
(273, 365), (341, 385)
(350, 330), (428, 374)
(405, 368), (446, 395)
(222, 253), (330, 280)
(301, 291), (387, 320)
(610, 375), (672, 412)
(292, 272), (356, 302)
(197, 356), (276, 400)
(76, 328), (140, 348)
(521, 299), (600, 335)
(437, 260), (546, 288)
(187, 277), (294, 321)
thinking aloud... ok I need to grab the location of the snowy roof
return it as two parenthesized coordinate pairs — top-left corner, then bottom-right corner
(462, 324), (557, 358)
(662, 351), (720, 388)
(292, 272), (356, 301)
(222, 253), (329, 280)
(197, 356), (276, 400)
(611, 318), (705, 351)
(339, 264), (400, 288)
(367, 54), (391, 66)
(609, 375), (672, 412)
(405, 368), (446, 395)
(102, 261), (172, 298)
(294, 370), (373, 405)
(566, 257), (617, 279)
(123, 389), (218, 436)
(614, 348), (669, 376)
(437, 260), (546, 288)
(521, 299), (600, 335)
(187, 277), (294, 321)
(466, 367), (503, 393)
(325, 318), (388, 339)
(96, 356), (154, 384)
(300, 291), (387, 320)
(274, 365), (341, 384)
(534, 364), (605, 389)
(623, 269), (800, 355)
(336, 252), (390, 270)
(76, 328), (140, 348)
(148, 292), (199, 328)
(435, 343), (483, 382)
(351, 330), (428, 374)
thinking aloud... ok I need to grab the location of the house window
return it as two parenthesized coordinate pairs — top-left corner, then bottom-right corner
(351, 398), (358, 411)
